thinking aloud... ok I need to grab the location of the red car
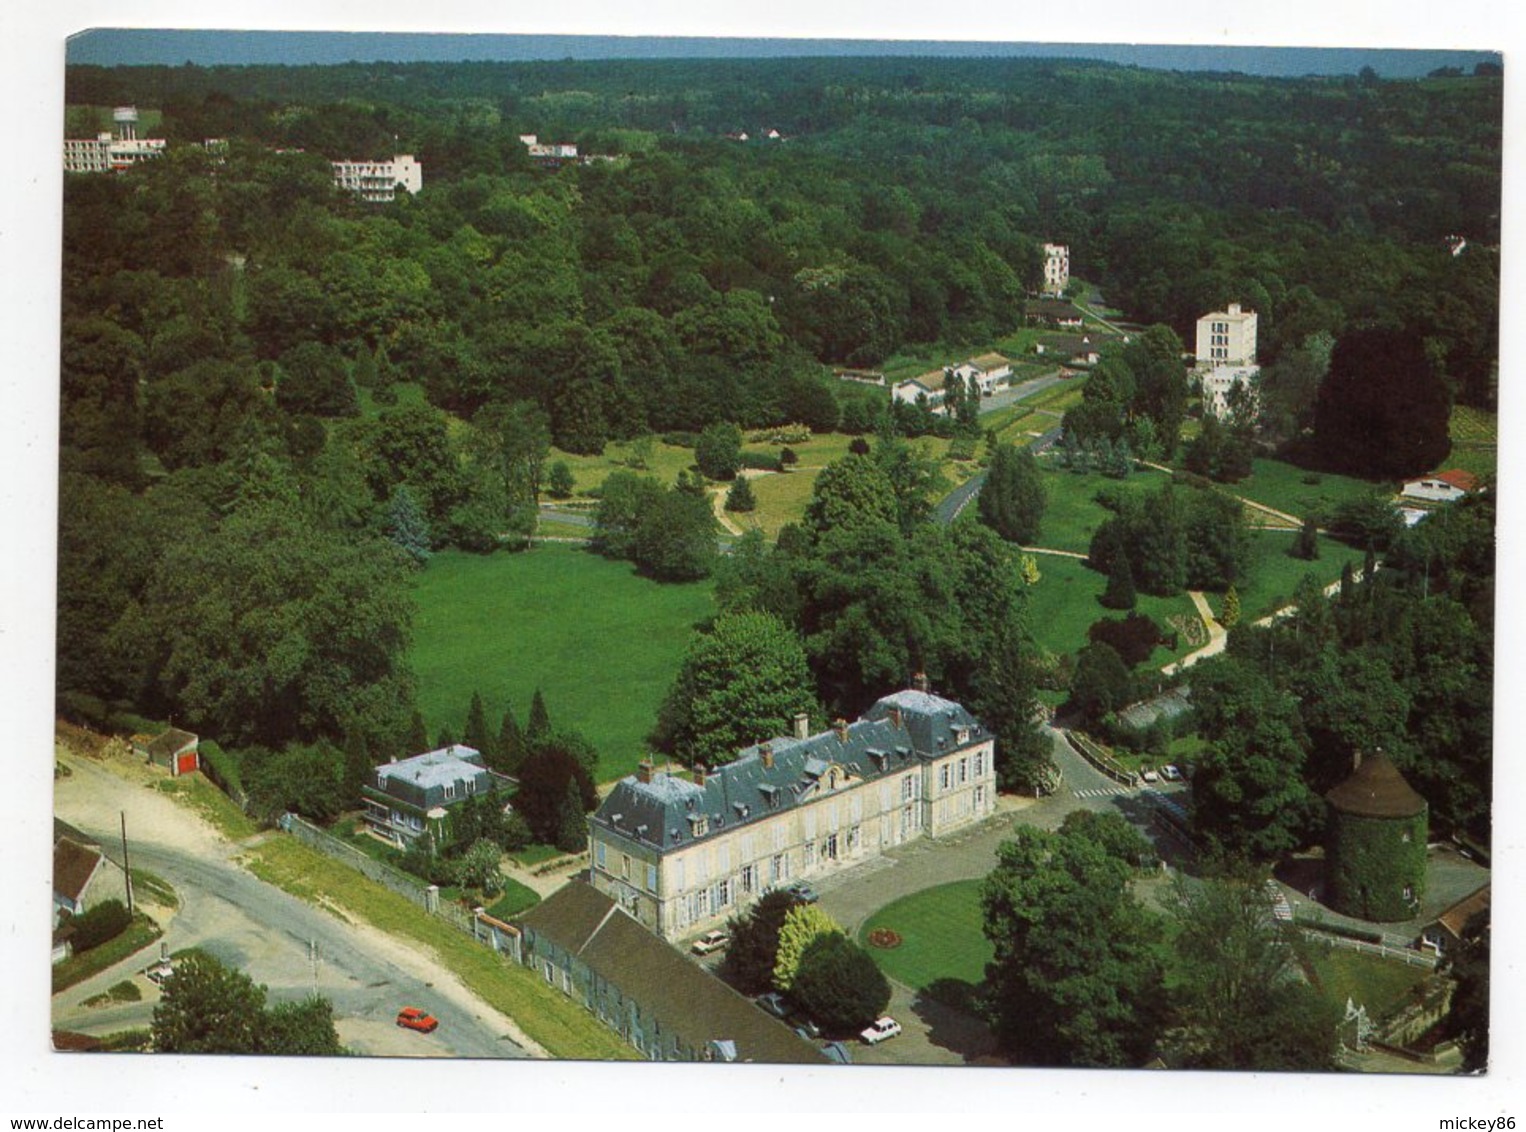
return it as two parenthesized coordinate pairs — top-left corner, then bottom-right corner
(396, 1007), (439, 1033)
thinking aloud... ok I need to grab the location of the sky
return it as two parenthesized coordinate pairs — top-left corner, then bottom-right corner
(5, 0), (1524, 1123)
(62, 30), (1502, 77)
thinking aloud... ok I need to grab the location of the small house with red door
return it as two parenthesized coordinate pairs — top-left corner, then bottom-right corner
(131, 727), (200, 777)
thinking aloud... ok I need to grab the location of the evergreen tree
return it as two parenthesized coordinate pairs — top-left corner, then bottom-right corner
(463, 691), (495, 763)
(555, 780), (588, 852)
(385, 484), (432, 567)
(1290, 515), (1321, 561)
(406, 709), (429, 755)
(341, 728), (372, 805)
(725, 476), (757, 513)
(1221, 585), (1242, 629)
(527, 688), (552, 744)
(694, 422), (744, 481)
(1101, 553), (1138, 610)
(498, 706), (527, 774)
(434, 725), (456, 749)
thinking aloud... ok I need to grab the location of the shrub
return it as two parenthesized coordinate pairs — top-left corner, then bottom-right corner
(1087, 613), (1166, 668)
(70, 899), (132, 952)
(739, 451), (784, 472)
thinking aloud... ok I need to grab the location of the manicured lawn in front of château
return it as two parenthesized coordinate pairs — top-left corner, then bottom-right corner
(1020, 553), (1198, 667)
(859, 880), (994, 1011)
(409, 546), (714, 783)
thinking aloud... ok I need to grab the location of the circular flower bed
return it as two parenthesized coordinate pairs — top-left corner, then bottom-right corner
(867, 927), (902, 950)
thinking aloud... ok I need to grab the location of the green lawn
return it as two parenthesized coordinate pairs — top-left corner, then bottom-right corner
(1032, 464), (1171, 555)
(410, 546), (713, 782)
(1231, 458), (1388, 522)
(859, 880), (993, 1009)
(52, 914), (163, 994)
(1022, 554), (1197, 665)
(1303, 945), (1429, 1020)
(1210, 529), (1367, 622)
(485, 878), (542, 921)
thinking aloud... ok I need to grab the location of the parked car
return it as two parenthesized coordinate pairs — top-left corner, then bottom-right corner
(691, 930), (730, 955)
(756, 992), (790, 1019)
(786, 882), (820, 904)
(396, 1007), (439, 1033)
(861, 1016), (902, 1044)
(823, 1041), (853, 1064)
(791, 1015), (822, 1040)
(1160, 765), (1183, 782)
(1140, 767), (1160, 784)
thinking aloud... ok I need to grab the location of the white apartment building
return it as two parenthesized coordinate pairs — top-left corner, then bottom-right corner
(1196, 302), (1259, 368)
(587, 684), (997, 941)
(1042, 243), (1070, 295)
(63, 106), (166, 174)
(1199, 364), (1261, 421)
(330, 154), (423, 202)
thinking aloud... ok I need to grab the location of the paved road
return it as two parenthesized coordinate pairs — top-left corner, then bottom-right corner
(53, 752), (533, 1059)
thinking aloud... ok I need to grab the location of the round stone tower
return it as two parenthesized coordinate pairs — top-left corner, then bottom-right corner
(1324, 749), (1428, 922)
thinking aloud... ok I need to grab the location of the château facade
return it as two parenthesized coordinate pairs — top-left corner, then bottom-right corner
(587, 684), (997, 940)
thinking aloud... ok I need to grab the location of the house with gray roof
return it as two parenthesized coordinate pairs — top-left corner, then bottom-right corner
(362, 744), (512, 849)
(588, 680), (996, 940)
(516, 880), (826, 1064)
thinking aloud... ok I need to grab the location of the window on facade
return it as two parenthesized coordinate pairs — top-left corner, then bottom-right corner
(444, 783), (455, 800)
(772, 854), (785, 883)
(902, 775), (915, 802)
(825, 834), (838, 860)
(975, 752), (984, 778)
(804, 843), (816, 867)
(621, 854), (631, 879)
(647, 864), (658, 893)
(848, 826), (860, 852)
(595, 842), (606, 870)
(959, 758), (968, 784)
(940, 765), (950, 790)
(717, 879), (732, 907)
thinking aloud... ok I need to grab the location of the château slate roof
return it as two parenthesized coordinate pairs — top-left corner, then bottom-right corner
(1325, 751), (1427, 819)
(593, 690), (987, 855)
(517, 881), (826, 1064)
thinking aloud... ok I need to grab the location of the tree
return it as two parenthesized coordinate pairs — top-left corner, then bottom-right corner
(1221, 585), (1242, 629)
(1442, 909), (1490, 1073)
(977, 442), (1046, 545)
(462, 691), (495, 766)
(497, 706), (527, 774)
(1100, 552), (1137, 610)
(1290, 515), (1321, 561)
(1019, 554), (1042, 586)
(1163, 877), (1339, 1071)
(153, 952), (269, 1054)
(1068, 641), (1131, 723)
(653, 611), (819, 769)
(1314, 327), (1451, 478)
(722, 888), (800, 995)
(261, 997), (348, 1056)
(513, 741), (598, 845)
(724, 475), (757, 513)
(527, 689), (552, 744)
(1057, 810), (1156, 869)
(384, 485), (432, 566)
(981, 827), (1167, 1067)
(152, 952), (340, 1055)
(790, 932), (892, 1035)
(694, 421), (744, 481)
(406, 709), (429, 755)
(546, 461), (576, 499)
(1329, 492), (1404, 552)
(554, 780), (589, 853)
(629, 487), (717, 582)
(773, 904), (841, 992)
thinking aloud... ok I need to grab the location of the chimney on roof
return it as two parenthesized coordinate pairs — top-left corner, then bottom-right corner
(793, 712), (810, 740)
(760, 743), (774, 770)
(1228, 302), (1242, 315)
(888, 706), (904, 731)
(637, 759), (654, 785)
(694, 764), (707, 787)
(834, 718), (849, 742)
(912, 672), (930, 694)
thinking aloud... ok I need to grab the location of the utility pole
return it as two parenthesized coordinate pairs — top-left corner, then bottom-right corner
(120, 811), (134, 916)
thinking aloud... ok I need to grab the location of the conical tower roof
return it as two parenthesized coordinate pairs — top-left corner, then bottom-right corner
(1325, 750), (1426, 819)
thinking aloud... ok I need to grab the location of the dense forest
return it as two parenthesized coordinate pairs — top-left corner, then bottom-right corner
(58, 56), (1500, 825)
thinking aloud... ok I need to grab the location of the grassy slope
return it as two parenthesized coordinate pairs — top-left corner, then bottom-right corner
(244, 837), (635, 1061)
(1022, 554), (1196, 666)
(409, 546), (713, 782)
